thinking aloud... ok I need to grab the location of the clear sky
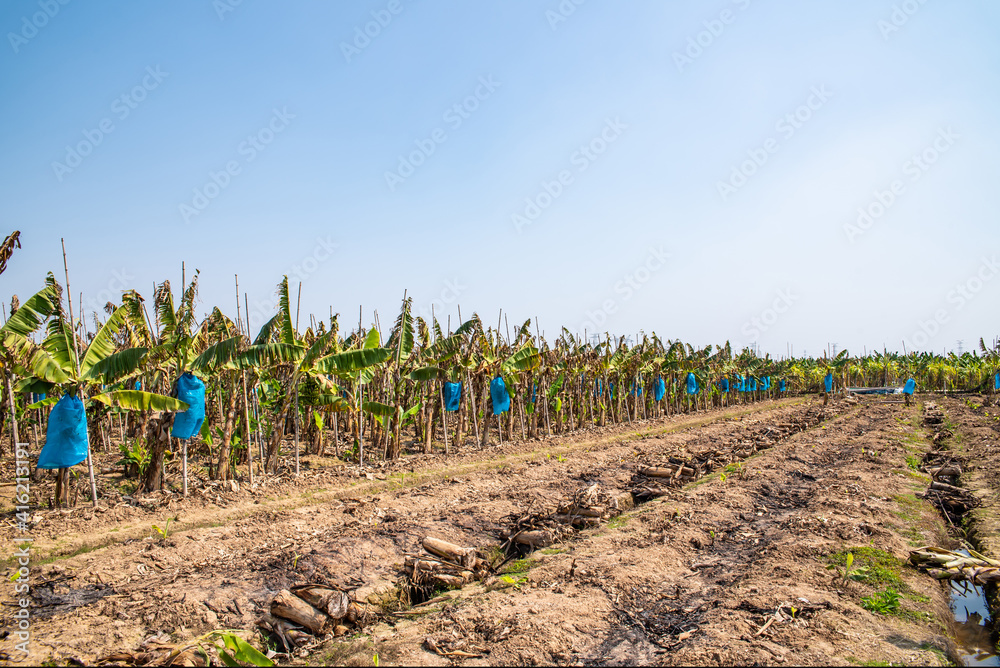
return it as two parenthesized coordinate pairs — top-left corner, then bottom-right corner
(2, 0), (998, 357)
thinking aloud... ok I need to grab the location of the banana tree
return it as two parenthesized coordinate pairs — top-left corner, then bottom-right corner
(240, 277), (391, 471)
(22, 286), (188, 504)
(1, 274), (59, 454)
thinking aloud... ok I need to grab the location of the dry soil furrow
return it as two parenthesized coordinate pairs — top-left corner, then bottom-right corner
(3, 399), (822, 665)
(357, 399), (955, 667)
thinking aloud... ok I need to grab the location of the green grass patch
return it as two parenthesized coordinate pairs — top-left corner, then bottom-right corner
(827, 547), (905, 589)
(502, 558), (532, 574)
(897, 524), (927, 547)
(904, 470), (930, 482)
(606, 515), (630, 530)
(861, 587), (902, 615)
(905, 455), (921, 471)
(891, 493), (924, 523)
(860, 587), (932, 621)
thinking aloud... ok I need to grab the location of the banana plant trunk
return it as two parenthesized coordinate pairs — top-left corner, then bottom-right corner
(140, 411), (174, 493)
(5, 374), (19, 455)
(215, 376), (238, 480)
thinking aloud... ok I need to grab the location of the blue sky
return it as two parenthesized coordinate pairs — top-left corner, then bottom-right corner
(2, 0), (998, 357)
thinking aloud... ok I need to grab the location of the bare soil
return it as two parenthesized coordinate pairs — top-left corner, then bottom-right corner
(2, 394), (996, 666)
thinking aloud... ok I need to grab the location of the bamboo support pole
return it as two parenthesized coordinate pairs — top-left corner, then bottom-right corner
(61, 238), (99, 508)
(182, 438), (188, 496)
(439, 380), (449, 455)
(466, 372), (480, 447)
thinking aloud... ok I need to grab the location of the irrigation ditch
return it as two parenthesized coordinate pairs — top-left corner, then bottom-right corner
(908, 398), (1000, 666)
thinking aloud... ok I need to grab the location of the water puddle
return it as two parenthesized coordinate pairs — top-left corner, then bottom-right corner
(949, 551), (999, 667)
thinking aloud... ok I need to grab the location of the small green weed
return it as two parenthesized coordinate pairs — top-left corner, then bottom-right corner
(538, 547), (567, 555)
(503, 558), (531, 574)
(827, 547), (904, 589)
(905, 455), (921, 471)
(723, 462), (747, 479)
(498, 573), (528, 590)
(151, 517), (173, 541)
(861, 587), (901, 615)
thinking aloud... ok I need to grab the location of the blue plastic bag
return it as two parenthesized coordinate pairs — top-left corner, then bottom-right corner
(172, 372), (206, 439)
(38, 394), (89, 469)
(629, 381), (643, 397)
(903, 378), (916, 395)
(995, 372), (999, 391)
(686, 372), (698, 395)
(749, 377), (758, 392)
(490, 376), (510, 415)
(719, 378), (729, 393)
(442, 382), (461, 412)
(736, 375), (744, 392)
(762, 376), (771, 392)
(654, 377), (666, 401)
(779, 379), (786, 392)
(824, 372), (833, 393)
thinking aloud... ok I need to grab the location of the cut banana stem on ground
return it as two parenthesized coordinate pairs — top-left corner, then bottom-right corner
(909, 546), (1000, 585)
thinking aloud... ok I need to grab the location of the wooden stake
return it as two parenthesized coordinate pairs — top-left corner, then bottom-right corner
(242, 371), (253, 487)
(182, 437), (188, 496)
(294, 386), (300, 477)
(439, 380), (449, 455)
(244, 293), (252, 341)
(465, 371), (480, 447)
(295, 282), (302, 333)
(333, 408), (340, 458)
(61, 238), (99, 508)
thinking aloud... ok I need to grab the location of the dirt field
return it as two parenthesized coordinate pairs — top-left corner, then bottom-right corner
(2, 393), (997, 666)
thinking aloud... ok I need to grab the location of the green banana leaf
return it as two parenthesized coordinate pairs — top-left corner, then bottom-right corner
(91, 390), (189, 412)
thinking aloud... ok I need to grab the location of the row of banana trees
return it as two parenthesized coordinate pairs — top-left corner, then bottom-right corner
(3, 271), (998, 505)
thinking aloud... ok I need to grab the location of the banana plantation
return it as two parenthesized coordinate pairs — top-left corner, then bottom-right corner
(4, 250), (1000, 666)
(3, 268), (998, 507)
